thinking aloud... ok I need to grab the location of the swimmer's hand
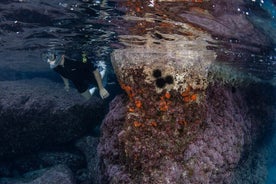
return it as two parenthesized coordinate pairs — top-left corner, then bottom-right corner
(99, 88), (109, 99)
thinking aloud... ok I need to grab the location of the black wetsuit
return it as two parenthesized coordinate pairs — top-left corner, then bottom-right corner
(54, 57), (97, 93)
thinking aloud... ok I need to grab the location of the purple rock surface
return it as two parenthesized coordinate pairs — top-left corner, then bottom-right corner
(98, 84), (269, 183)
(0, 78), (104, 160)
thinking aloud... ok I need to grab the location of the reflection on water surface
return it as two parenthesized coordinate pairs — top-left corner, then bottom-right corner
(0, 0), (275, 81)
(113, 0), (276, 81)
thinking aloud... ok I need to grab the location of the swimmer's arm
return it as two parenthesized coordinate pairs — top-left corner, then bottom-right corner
(93, 69), (109, 99)
(93, 69), (104, 90)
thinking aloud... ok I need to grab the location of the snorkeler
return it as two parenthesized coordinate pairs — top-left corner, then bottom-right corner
(45, 51), (110, 100)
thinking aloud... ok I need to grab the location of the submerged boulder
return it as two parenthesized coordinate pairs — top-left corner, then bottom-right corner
(0, 164), (76, 184)
(98, 84), (263, 183)
(75, 136), (101, 184)
(98, 1), (274, 183)
(0, 78), (104, 160)
(98, 81), (270, 184)
(98, 95), (129, 184)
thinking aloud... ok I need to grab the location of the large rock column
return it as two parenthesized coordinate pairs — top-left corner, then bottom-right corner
(98, 0), (273, 183)
(98, 30), (256, 183)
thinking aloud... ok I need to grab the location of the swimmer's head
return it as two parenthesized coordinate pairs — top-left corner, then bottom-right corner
(42, 51), (62, 69)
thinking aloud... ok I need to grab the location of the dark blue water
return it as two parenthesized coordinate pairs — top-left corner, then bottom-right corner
(0, 0), (276, 183)
(251, 2), (276, 180)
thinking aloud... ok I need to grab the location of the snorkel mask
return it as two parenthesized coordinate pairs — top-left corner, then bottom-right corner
(41, 50), (63, 69)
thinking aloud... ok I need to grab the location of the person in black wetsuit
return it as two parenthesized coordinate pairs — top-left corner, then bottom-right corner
(46, 52), (110, 100)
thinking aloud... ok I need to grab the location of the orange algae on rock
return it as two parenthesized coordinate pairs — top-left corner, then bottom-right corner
(181, 86), (191, 97)
(159, 97), (169, 111)
(135, 100), (142, 108)
(128, 107), (135, 112)
(164, 92), (171, 99)
(159, 104), (169, 111)
(177, 119), (188, 126)
(150, 121), (158, 127)
(181, 86), (198, 103)
(183, 96), (191, 103)
(190, 94), (197, 101)
(133, 121), (142, 127)
(121, 83), (135, 99)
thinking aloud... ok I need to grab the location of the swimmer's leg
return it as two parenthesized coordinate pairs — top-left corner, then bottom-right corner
(81, 89), (92, 100)
(89, 87), (97, 96)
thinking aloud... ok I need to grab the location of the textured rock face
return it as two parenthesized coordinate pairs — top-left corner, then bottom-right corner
(98, 85), (259, 183)
(98, 95), (129, 184)
(182, 85), (250, 184)
(0, 165), (76, 184)
(75, 136), (101, 184)
(109, 29), (218, 183)
(109, 43), (212, 183)
(24, 165), (76, 184)
(0, 79), (104, 160)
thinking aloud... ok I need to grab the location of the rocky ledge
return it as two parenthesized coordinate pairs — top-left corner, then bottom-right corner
(0, 78), (104, 160)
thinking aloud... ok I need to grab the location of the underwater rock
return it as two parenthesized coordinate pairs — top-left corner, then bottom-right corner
(180, 0), (270, 46)
(75, 136), (100, 184)
(97, 0), (274, 183)
(0, 78), (104, 160)
(98, 95), (131, 184)
(0, 138), (102, 184)
(0, 151), (85, 178)
(0, 164), (76, 184)
(107, 32), (214, 183)
(98, 3), (270, 182)
(98, 85), (261, 183)
(25, 165), (76, 184)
